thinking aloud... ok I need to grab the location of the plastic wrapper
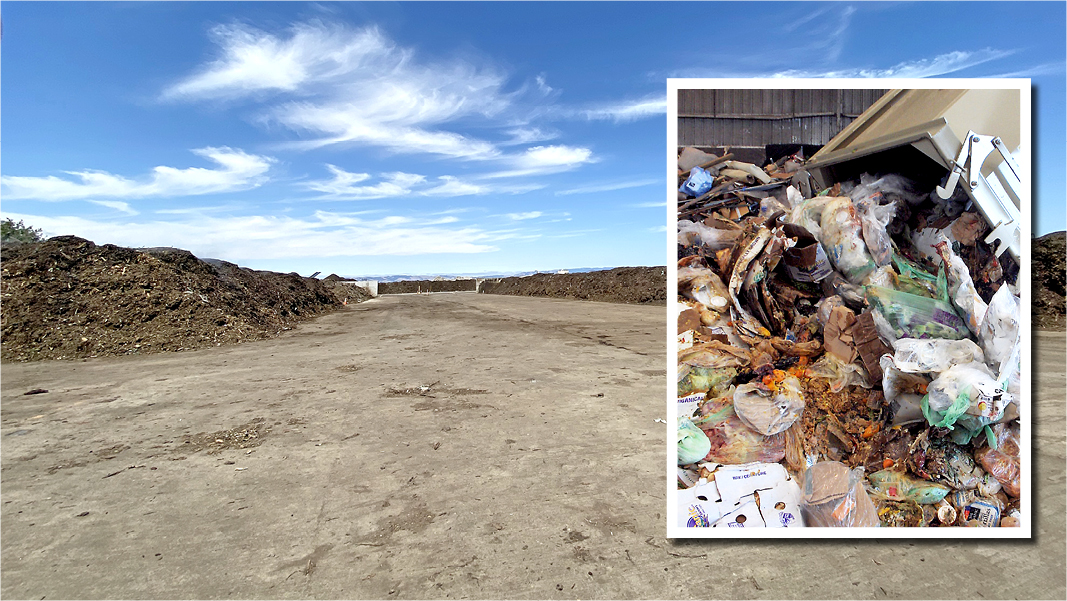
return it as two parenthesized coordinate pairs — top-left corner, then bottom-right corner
(679, 166), (715, 197)
(867, 469), (951, 504)
(678, 416), (713, 465)
(678, 366), (737, 397)
(865, 286), (969, 340)
(891, 338), (985, 374)
(732, 376), (804, 436)
(818, 196), (877, 283)
(849, 177), (899, 267)
(892, 254), (948, 300)
(698, 415), (786, 465)
(880, 355), (930, 426)
(974, 422), (1020, 497)
(978, 285), (1020, 368)
(860, 264), (896, 288)
(800, 461), (879, 527)
(926, 361), (1012, 423)
(677, 265), (731, 310)
(809, 353), (872, 393)
(677, 220), (740, 250)
(935, 241), (988, 336)
(786, 196), (832, 239)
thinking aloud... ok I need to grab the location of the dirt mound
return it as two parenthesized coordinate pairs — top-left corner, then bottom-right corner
(1, 236), (364, 362)
(1033, 231), (1066, 329)
(378, 279), (476, 294)
(479, 267), (666, 305)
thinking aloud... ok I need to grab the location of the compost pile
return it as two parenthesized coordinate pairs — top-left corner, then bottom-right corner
(1032, 231), (1066, 329)
(675, 148), (1022, 529)
(480, 267), (666, 305)
(379, 278), (476, 294)
(1, 236), (363, 362)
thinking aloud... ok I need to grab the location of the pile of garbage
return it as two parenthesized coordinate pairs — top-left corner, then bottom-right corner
(675, 148), (1021, 529)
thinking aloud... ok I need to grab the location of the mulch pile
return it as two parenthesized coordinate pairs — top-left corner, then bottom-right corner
(1032, 231), (1066, 330)
(379, 279), (476, 294)
(1, 236), (365, 362)
(479, 267), (667, 305)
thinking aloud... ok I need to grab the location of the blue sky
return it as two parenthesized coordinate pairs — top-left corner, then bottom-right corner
(2, 2), (1064, 277)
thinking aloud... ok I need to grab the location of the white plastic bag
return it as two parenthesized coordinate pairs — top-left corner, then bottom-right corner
(818, 196), (877, 283)
(979, 285), (1020, 368)
(891, 338), (985, 374)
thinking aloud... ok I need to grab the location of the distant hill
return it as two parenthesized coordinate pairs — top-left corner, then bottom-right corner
(336, 266), (656, 282)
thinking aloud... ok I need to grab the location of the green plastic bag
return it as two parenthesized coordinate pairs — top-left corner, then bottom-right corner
(865, 286), (968, 340)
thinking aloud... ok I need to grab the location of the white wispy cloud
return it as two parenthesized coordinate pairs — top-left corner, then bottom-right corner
(555, 178), (659, 196)
(301, 164), (543, 199)
(161, 23), (396, 100)
(767, 48), (1020, 79)
(88, 200), (139, 215)
(1, 147), (274, 201)
(481, 145), (596, 179)
(506, 212), (542, 221)
(165, 21), (515, 160)
(3, 210), (517, 259)
(581, 95), (667, 122)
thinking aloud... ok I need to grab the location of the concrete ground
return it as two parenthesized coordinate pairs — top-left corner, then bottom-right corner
(1, 293), (1064, 599)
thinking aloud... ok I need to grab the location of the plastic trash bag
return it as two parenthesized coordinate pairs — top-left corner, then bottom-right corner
(852, 194), (898, 267)
(786, 195), (833, 239)
(935, 241), (988, 336)
(867, 469), (951, 504)
(800, 461), (879, 527)
(678, 366), (737, 397)
(809, 353), (872, 393)
(978, 285), (1020, 368)
(677, 220), (739, 250)
(865, 286), (969, 340)
(880, 355), (930, 426)
(680, 166), (715, 197)
(698, 415), (786, 465)
(974, 422), (1020, 498)
(732, 376), (804, 436)
(819, 196), (878, 284)
(678, 416), (713, 465)
(923, 362), (1014, 443)
(891, 338), (985, 374)
(892, 253), (948, 301)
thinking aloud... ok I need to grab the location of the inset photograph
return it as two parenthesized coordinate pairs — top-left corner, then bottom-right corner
(669, 82), (1029, 536)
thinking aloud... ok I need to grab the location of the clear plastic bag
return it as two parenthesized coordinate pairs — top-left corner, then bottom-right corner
(891, 253), (948, 301)
(880, 355), (930, 426)
(979, 285), (1020, 368)
(677, 220), (739, 250)
(974, 422), (1020, 498)
(853, 197), (896, 265)
(891, 338), (985, 374)
(865, 286), (969, 340)
(923, 362), (1013, 442)
(809, 353), (872, 393)
(800, 461), (879, 527)
(732, 376), (804, 436)
(867, 469), (951, 504)
(935, 241), (988, 336)
(819, 196), (877, 283)
(698, 415), (786, 465)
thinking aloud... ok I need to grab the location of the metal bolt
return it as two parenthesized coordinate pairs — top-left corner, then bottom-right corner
(970, 180), (978, 188)
(972, 136), (981, 143)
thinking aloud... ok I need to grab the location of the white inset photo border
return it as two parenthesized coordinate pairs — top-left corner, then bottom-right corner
(666, 79), (1031, 539)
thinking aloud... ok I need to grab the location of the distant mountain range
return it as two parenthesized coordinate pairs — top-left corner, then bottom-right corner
(327, 266), (655, 282)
